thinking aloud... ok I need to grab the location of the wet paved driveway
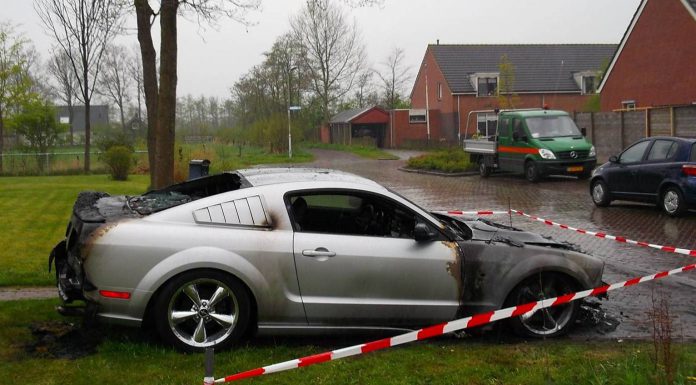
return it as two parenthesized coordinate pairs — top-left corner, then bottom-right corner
(304, 149), (696, 340)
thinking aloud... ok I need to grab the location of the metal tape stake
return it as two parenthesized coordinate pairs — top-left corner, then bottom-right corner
(204, 348), (215, 385)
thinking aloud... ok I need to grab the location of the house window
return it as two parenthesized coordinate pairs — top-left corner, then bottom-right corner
(59, 116), (70, 124)
(437, 83), (442, 100)
(581, 76), (597, 94)
(409, 109), (427, 124)
(622, 100), (636, 110)
(477, 113), (498, 137)
(477, 77), (498, 97)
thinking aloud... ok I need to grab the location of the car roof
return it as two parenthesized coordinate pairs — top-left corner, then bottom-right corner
(236, 167), (384, 188)
(644, 136), (696, 143)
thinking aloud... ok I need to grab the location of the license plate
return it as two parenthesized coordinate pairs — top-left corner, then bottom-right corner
(567, 166), (583, 172)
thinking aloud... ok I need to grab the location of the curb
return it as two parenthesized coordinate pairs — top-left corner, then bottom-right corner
(397, 167), (479, 177)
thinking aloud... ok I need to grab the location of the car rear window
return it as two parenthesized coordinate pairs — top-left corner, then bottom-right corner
(647, 140), (678, 161)
(692, 144), (696, 162)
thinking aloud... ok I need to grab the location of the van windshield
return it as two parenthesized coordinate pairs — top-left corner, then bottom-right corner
(525, 116), (582, 138)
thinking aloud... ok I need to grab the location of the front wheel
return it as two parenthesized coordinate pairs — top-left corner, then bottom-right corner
(662, 187), (687, 217)
(591, 179), (611, 207)
(525, 161), (540, 183)
(505, 273), (579, 338)
(154, 270), (251, 352)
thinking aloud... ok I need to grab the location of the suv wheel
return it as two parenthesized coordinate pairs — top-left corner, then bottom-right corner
(479, 159), (491, 178)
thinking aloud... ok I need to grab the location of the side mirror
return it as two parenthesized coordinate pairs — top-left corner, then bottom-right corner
(414, 223), (434, 242)
(609, 155), (618, 163)
(581, 127), (587, 136)
(521, 135), (528, 142)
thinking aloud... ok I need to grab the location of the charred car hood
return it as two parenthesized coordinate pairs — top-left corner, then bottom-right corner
(443, 214), (579, 251)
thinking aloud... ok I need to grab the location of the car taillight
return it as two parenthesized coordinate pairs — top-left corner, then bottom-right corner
(99, 290), (131, 299)
(683, 165), (696, 176)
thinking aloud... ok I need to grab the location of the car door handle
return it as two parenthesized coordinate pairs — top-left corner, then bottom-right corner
(302, 248), (336, 257)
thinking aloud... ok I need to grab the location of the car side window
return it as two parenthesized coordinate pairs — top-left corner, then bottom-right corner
(691, 144), (696, 162)
(647, 140), (677, 161)
(288, 192), (421, 239)
(619, 141), (650, 164)
(498, 118), (510, 138)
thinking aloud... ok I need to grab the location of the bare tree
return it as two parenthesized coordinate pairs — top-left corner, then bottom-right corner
(134, 0), (260, 189)
(99, 44), (132, 132)
(47, 50), (78, 144)
(35, 0), (125, 172)
(376, 47), (411, 110)
(291, 0), (366, 129)
(127, 44), (145, 130)
(0, 22), (34, 173)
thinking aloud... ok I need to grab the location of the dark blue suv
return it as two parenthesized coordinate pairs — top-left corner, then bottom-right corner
(590, 137), (696, 216)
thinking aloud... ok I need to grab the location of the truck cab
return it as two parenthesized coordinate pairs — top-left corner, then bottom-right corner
(465, 109), (597, 182)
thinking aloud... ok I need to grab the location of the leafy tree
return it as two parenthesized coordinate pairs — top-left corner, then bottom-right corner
(0, 22), (34, 173)
(497, 54), (520, 109)
(11, 98), (66, 172)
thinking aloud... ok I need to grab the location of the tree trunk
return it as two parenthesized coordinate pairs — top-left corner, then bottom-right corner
(84, 100), (91, 172)
(155, 0), (178, 188)
(135, 0), (159, 188)
(68, 101), (74, 145)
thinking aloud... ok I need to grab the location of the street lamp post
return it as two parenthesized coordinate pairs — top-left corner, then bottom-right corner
(287, 66), (298, 159)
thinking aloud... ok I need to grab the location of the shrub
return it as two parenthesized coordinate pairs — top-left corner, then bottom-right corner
(103, 145), (134, 181)
(406, 149), (476, 173)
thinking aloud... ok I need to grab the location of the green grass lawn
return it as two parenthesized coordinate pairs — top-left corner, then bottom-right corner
(303, 143), (399, 160)
(1, 299), (695, 385)
(0, 175), (150, 286)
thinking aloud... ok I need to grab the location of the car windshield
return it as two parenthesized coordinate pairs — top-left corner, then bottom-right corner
(525, 116), (582, 138)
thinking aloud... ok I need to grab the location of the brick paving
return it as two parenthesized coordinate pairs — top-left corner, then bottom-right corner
(308, 149), (696, 340)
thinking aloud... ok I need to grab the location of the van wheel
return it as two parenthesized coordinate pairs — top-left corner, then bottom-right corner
(662, 187), (686, 217)
(479, 160), (491, 178)
(525, 161), (540, 183)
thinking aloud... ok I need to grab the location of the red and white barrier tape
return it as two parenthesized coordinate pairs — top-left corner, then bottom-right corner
(215, 262), (696, 383)
(435, 209), (696, 257)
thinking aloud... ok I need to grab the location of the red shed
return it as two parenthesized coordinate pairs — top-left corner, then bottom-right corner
(328, 106), (390, 147)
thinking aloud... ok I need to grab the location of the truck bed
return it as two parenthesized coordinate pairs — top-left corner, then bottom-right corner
(463, 139), (497, 154)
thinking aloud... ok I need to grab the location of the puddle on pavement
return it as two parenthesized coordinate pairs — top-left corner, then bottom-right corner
(576, 298), (621, 334)
(24, 321), (103, 359)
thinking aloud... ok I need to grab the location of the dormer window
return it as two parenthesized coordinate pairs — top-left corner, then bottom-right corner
(581, 75), (597, 94)
(477, 77), (498, 97)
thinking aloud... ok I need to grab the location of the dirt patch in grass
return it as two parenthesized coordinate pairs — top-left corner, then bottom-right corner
(24, 321), (103, 360)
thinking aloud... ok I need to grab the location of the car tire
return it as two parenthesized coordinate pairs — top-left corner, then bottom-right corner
(479, 159), (491, 178)
(661, 187), (687, 217)
(154, 269), (251, 352)
(525, 161), (540, 183)
(590, 179), (611, 207)
(505, 273), (580, 338)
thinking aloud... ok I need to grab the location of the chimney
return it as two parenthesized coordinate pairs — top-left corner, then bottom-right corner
(436, 39), (440, 45)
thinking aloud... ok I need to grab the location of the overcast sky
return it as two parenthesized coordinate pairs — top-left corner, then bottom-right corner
(2, 0), (640, 100)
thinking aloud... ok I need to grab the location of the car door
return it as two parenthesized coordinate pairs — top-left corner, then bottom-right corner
(638, 139), (679, 198)
(605, 139), (651, 198)
(287, 190), (460, 327)
(500, 118), (535, 173)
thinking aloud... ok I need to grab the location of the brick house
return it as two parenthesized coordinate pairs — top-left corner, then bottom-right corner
(390, 44), (616, 147)
(598, 0), (696, 110)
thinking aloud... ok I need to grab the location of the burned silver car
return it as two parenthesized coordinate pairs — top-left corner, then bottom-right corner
(50, 168), (604, 351)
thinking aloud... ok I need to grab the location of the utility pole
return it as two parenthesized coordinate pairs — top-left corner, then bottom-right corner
(287, 66), (298, 158)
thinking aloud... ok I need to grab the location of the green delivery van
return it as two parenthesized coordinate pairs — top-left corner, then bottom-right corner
(463, 109), (597, 182)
